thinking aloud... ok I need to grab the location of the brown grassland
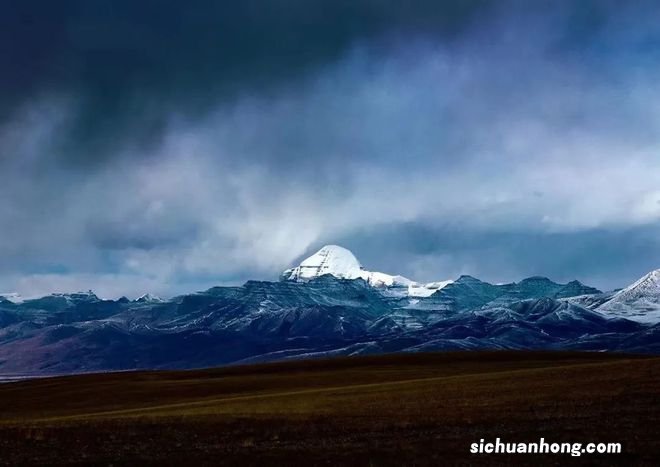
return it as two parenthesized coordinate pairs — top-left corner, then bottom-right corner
(0, 351), (659, 465)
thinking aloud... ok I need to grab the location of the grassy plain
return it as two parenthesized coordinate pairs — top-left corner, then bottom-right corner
(0, 351), (658, 465)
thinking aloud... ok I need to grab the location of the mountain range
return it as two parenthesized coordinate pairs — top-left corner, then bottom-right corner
(1, 245), (660, 376)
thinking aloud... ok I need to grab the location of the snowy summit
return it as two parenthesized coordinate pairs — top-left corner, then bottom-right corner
(281, 245), (453, 297)
(598, 269), (660, 322)
(135, 293), (164, 303)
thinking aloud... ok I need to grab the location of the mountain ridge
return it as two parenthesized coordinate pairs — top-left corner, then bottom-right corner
(0, 246), (659, 376)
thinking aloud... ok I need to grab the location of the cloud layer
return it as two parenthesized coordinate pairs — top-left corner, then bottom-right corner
(2, 1), (660, 297)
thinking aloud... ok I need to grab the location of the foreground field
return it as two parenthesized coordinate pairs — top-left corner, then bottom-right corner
(0, 351), (659, 465)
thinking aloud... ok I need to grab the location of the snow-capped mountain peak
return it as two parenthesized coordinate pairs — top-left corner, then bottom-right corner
(282, 245), (365, 281)
(610, 269), (660, 302)
(597, 268), (660, 322)
(135, 293), (164, 303)
(626, 269), (660, 291)
(281, 245), (452, 297)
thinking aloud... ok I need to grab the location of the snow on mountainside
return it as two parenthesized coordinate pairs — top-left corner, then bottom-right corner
(281, 245), (453, 297)
(597, 269), (660, 323)
(2, 259), (660, 375)
(135, 293), (164, 303)
(0, 293), (23, 304)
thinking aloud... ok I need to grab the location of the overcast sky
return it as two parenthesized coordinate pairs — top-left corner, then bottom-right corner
(2, 0), (660, 298)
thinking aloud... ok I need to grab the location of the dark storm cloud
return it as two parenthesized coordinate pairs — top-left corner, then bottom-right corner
(2, 0), (660, 298)
(2, 0), (656, 164)
(1, 0), (494, 160)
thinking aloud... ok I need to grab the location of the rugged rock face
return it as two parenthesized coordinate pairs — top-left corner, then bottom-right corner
(0, 249), (659, 376)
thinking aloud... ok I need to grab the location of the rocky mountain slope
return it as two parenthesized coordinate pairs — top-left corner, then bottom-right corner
(0, 246), (659, 375)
